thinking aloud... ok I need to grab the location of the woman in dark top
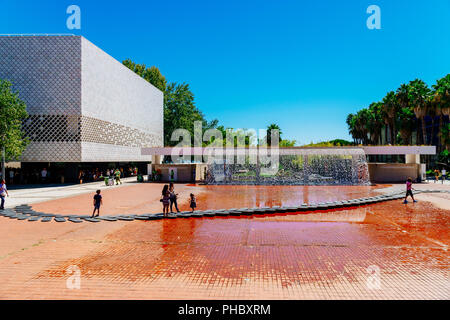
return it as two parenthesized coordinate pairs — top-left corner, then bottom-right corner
(161, 184), (170, 216)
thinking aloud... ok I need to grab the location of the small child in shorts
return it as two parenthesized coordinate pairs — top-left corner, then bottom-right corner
(92, 189), (102, 217)
(189, 193), (197, 212)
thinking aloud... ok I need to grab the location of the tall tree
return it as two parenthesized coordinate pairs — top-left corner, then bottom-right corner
(397, 106), (416, 145)
(408, 79), (432, 144)
(122, 59), (167, 92)
(123, 60), (218, 147)
(266, 124), (282, 146)
(164, 82), (217, 146)
(431, 74), (450, 151)
(382, 91), (399, 144)
(367, 102), (384, 145)
(346, 114), (358, 144)
(0, 79), (29, 178)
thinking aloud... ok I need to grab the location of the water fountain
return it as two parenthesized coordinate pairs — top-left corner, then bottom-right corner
(205, 148), (370, 185)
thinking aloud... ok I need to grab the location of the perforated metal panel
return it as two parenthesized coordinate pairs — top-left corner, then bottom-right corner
(0, 35), (163, 163)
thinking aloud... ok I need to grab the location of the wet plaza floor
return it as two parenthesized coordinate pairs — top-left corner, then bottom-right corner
(0, 184), (448, 299)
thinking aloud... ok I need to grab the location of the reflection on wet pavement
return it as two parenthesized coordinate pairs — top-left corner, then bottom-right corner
(0, 184), (448, 299)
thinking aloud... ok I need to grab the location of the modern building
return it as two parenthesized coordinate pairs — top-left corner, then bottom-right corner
(0, 35), (163, 182)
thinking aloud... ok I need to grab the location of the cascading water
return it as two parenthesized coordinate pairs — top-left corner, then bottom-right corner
(205, 148), (371, 185)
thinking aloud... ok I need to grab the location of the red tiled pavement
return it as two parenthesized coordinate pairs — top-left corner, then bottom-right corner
(0, 184), (448, 299)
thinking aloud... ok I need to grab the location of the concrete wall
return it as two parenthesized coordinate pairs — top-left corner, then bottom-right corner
(80, 37), (163, 162)
(0, 35), (163, 163)
(368, 163), (420, 182)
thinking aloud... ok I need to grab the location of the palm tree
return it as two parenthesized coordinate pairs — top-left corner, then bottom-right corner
(355, 109), (371, 145)
(408, 79), (432, 144)
(346, 114), (357, 144)
(382, 91), (398, 144)
(397, 106), (415, 145)
(266, 124), (282, 146)
(431, 74), (450, 151)
(367, 102), (384, 145)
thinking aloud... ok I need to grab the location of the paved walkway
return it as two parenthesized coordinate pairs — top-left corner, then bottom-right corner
(0, 183), (448, 299)
(4, 177), (138, 209)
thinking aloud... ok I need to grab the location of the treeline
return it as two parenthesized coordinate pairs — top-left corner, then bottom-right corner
(346, 74), (450, 153)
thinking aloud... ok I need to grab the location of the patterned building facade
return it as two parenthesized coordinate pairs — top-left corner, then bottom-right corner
(0, 35), (163, 165)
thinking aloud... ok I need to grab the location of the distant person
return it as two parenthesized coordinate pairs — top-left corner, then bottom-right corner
(161, 184), (170, 216)
(189, 193), (197, 212)
(442, 169), (447, 184)
(169, 182), (180, 213)
(115, 169), (122, 185)
(0, 179), (9, 210)
(434, 169), (440, 183)
(41, 168), (48, 183)
(92, 190), (102, 217)
(403, 177), (417, 204)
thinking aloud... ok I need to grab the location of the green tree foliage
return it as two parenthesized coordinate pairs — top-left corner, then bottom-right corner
(408, 79), (432, 144)
(164, 82), (217, 146)
(122, 59), (167, 92)
(123, 60), (218, 146)
(0, 79), (29, 161)
(347, 74), (449, 152)
(303, 139), (354, 147)
(266, 123), (282, 146)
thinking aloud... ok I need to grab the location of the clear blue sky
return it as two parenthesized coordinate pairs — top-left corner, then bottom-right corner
(1, 0), (449, 144)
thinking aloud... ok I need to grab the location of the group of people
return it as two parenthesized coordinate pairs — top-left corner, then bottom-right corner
(0, 168), (49, 185)
(89, 183), (197, 218)
(160, 183), (196, 217)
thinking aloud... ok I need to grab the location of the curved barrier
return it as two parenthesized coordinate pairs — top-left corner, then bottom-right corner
(1, 190), (448, 223)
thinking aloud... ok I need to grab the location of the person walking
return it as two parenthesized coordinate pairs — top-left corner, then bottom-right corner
(403, 177), (417, 204)
(161, 185), (170, 216)
(0, 180), (9, 210)
(114, 169), (122, 185)
(91, 189), (102, 217)
(442, 168), (447, 184)
(189, 193), (197, 212)
(169, 182), (180, 213)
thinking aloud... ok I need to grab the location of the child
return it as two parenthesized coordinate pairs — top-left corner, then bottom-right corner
(92, 189), (102, 217)
(189, 193), (197, 212)
(403, 178), (417, 204)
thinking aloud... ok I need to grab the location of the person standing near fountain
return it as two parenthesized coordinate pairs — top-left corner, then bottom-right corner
(189, 193), (197, 212)
(161, 185), (170, 216)
(403, 178), (417, 204)
(169, 183), (180, 213)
